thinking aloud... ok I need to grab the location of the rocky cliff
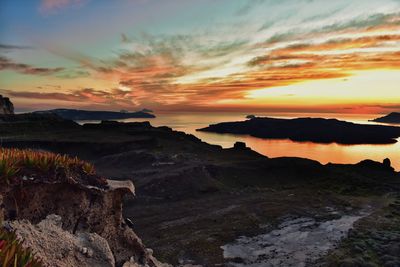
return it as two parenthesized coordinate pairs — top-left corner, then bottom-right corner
(0, 95), (14, 114)
(0, 148), (168, 267)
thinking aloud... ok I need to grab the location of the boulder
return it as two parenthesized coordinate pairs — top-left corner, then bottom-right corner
(11, 214), (116, 267)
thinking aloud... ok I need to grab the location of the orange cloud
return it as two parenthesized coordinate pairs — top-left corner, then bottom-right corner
(0, 87), (141, 108)
(9, 12), (400, 112)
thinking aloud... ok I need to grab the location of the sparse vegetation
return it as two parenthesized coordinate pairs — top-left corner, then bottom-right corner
(0, 148), (96, 185)
(0, 226), (42, 267)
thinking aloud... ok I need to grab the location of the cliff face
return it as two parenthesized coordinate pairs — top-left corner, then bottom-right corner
(0, 95), (14, 114)
(1, 178), (167, 267)
(0, 148), (168, 267)
(1, 178), (169, 267)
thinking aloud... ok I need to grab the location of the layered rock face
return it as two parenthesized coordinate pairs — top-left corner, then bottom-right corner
(1, 178), (167, 267)
(0, 95), (14, 114)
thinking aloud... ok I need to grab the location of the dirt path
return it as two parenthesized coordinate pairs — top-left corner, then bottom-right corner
(222, 209), (371, 267)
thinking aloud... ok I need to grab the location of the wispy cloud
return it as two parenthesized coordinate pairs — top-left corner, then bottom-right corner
(0, 87), (141, 108)
(235, 0), (266, 16)
(37, 11), (400, 109)
(0, 56), (64, 75)
(39, 0), (87, 14)
(0, 44), (34, 50)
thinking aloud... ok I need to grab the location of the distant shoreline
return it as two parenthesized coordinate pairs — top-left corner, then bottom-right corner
(32, 108), (156, 121)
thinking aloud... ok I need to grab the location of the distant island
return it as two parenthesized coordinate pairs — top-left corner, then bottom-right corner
(371, 112), (400, 124)
(33, 108), (156, 120)
(198, 117), (400, 144)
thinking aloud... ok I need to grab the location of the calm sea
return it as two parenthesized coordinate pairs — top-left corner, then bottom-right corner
(81, 112), (400, 171)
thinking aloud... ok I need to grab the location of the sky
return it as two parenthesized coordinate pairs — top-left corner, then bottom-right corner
(0, 0), (399, 113)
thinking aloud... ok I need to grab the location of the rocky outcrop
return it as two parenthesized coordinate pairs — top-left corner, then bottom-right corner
(0, 95), (14, 114)
(10, 214), (116, 267)
(1, 177), (168, 267)
(233, 141), (248, 150)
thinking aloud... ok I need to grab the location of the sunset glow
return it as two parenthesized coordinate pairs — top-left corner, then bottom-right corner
(0, 0), (399, 113)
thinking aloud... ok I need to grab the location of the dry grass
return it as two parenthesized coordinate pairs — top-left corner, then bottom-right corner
(0, 148), (96, 185)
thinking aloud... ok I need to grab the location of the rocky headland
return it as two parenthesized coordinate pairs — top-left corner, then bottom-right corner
(198, 117), (400, 144)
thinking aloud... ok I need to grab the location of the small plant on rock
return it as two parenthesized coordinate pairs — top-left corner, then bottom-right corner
(0, 148), (99, 186)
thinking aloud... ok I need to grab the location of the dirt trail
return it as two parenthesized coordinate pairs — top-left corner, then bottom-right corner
(222, 209), (371, 267)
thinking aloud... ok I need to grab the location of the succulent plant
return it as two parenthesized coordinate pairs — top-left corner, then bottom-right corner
(0, 148), (97, 185)
(0, 226), (42, 267)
